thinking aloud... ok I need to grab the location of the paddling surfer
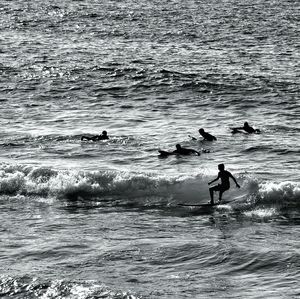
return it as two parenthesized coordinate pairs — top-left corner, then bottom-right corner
(189, 128), (217, 141)
(81, 130), (109, 141)
(231, 122), (260, 134)
(173, 144), (200, 155)
(159, 144), (200, 156)
(199, 128), (217, 141)
(208, 164), (240, 205)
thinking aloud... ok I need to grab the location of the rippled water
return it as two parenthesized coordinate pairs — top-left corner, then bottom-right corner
(1, 0), (300, 298)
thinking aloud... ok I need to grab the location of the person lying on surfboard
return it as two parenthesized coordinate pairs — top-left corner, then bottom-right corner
(208, 163), (240, 205)
(81, 130), (109, 141)
(173, 144), (200, 155)
(159, 144), (201, 156)
(231, 122), (260, 134)
(189, 128), (217, 141)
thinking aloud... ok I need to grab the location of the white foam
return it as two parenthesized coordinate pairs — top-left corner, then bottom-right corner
(244, 208), (277, 218)
(258, 181), (300, 204)
(0, 164), (299, 207)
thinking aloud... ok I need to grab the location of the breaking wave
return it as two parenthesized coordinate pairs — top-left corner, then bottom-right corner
(0, 275), (140, 299)
(0, 164), (299, 208)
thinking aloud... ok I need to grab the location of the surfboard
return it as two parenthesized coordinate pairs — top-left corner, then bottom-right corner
(158, 150), (173, 157)
(230, 128), (246, 134)
(230, 128), (260, 134)
(178, 200), (231, 207)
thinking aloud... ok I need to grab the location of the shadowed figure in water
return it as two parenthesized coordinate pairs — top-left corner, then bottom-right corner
(231, 122), (260, 134)
(159, 144), (201, 156)
(189, 128), (217, 141)
(208, 163), (240, 205)
(81, 130), (109, 141)
(173, 144), (200, 155)
(198, 128), (217, 141)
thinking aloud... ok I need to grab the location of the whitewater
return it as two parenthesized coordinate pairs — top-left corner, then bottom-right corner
(1, 0), (300, 298)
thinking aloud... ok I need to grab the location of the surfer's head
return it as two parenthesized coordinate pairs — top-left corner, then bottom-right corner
(102, 130), (107, 136)
(244, 122), (249, 128)
(218, 163), (225, 171)
(199, 128), (204, 134)
(175, 144), (181, 150)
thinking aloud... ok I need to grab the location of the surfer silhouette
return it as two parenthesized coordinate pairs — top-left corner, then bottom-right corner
(189, 128), (217, 141)
(159, 144), (200, 156)
(231, 122), (260, 134)
(173, 144), (200, 155)
(198, 128), (217, 141)
(81, 130), (109, 141)
(208, 164), (240, 205)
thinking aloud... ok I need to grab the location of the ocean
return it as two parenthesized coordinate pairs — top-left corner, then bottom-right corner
(0, 0), (299, 298)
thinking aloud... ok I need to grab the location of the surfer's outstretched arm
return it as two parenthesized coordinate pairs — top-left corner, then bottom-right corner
(208, 175), (219, 185)
(191, 149), (201, 156)
(188, 135), (197, 141)
(81, 136), (92, 141)
(229, 173), (240, 188)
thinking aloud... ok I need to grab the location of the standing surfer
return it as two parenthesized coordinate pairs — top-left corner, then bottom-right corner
(208, 164), (240, 205)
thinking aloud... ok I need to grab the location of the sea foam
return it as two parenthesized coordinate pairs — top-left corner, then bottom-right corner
(0, 164), (299, 207)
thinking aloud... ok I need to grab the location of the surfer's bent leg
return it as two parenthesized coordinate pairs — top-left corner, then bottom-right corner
(209, 187), (214, 205)
(209, 185), (220, 205)
(218, 185), (229, 202)
(219, 191), (224, 202)
(210, 185), (225, 205)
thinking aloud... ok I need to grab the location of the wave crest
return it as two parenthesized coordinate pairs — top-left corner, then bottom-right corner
(0, 164), (179, 201)
(0, 164), (299, 207)
(257, 181), (300, 204)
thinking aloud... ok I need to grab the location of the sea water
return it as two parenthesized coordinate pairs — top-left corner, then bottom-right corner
(0, 0), (299, 298)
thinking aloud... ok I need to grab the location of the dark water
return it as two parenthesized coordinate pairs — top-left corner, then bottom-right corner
(0, 0), (300, 298)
